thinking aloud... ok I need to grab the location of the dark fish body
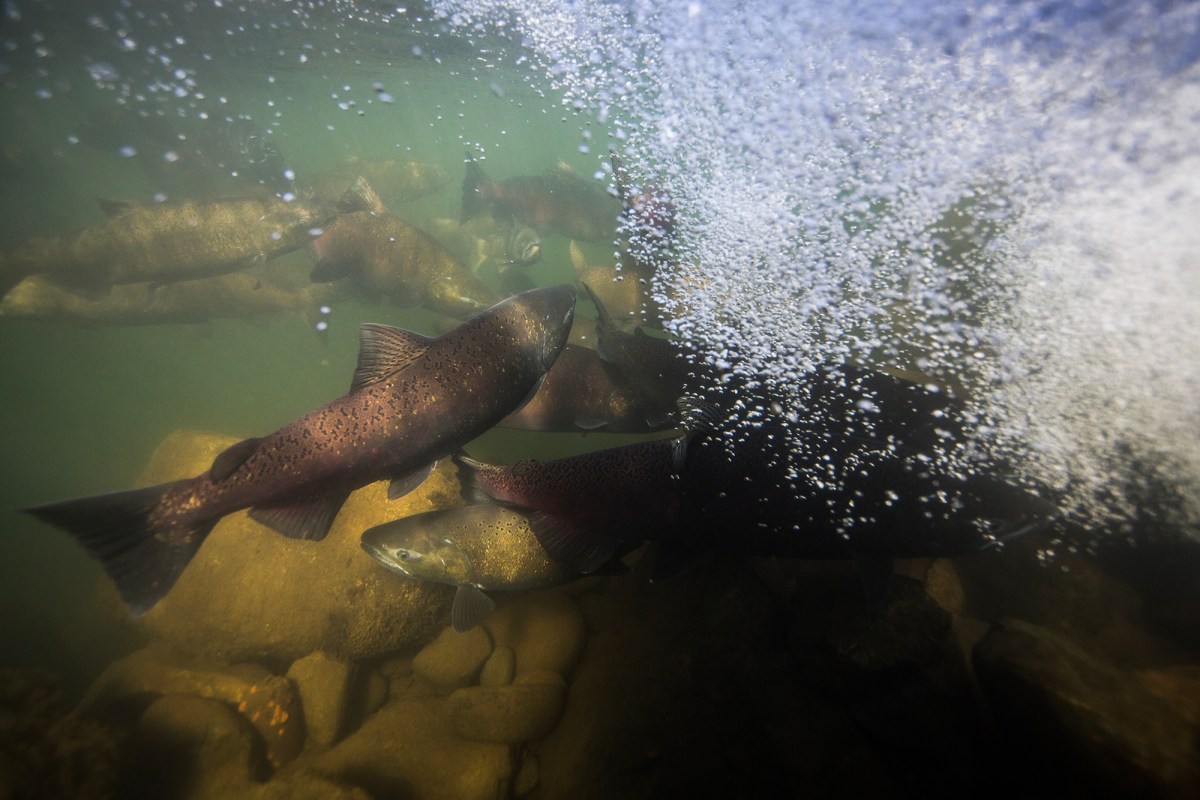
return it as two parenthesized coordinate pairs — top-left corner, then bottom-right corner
(0, 272), (335, 330)
(461, 160), (621, 244)
(458, 437), (683, 571)
(26, 285), (578, 614)
(464, 362), (1056, 597)
(311, 209), (500, 320)
(0, 196), (332, 297)
(582, 282), (705, 414)
(505, 225), (542, 268)
(500, 343), (675, 433)
(362, 505), (582, 630)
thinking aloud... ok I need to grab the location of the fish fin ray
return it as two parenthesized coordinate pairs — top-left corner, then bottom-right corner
(339, 176), (387, 214)
(529, 511), (617, 573)
(25, 480), (212, 616)
(351, 323), (433, 391)
(249, 491), (349, 541)
(451, 585), (496, 632)
(209, 437), (264, 482)
(388, 461), (436, 501)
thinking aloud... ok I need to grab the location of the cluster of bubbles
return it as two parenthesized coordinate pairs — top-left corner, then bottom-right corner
(429, 0), (1200, 545)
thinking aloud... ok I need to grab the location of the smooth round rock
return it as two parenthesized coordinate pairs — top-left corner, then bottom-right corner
(447, 670), (567, 744)
(412, 624), (493, 692)
(483, 590), (586, 678)
(287, 650), (355, 747)
(479, 646), (516, 687)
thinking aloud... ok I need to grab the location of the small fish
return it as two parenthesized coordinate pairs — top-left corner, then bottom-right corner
(310, 179), (500, 319)
(361, 505), (585, 631)
(461, 158), (622, 244)
(505, 225), (542, 268)
(0, 193), (337, 299)
(26, 284), (577, 615)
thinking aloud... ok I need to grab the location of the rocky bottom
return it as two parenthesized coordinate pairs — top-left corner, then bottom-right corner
(2, 431), (1198, 799)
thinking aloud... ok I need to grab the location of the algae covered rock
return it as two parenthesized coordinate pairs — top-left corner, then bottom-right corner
(77, 645), (304, 768)
(287, 650), (355, 748)
(447, 669), (567, 744)
(311, 695), (513, 800)
(973, 618), (1200, 799)
(136, 430), (457, 663)
(479, 645), (516, 687)
(412, 624), (494, 692)
(483, 590), (586, 678)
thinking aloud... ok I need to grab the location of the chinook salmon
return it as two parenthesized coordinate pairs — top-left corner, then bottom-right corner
(463, 362), (1057, 602)
(26, 284), (578, 615)
(361, 505), (586, 631)
(310, 178), (500, 320)
(0, 194), (337, 299)
(0, 272), (336, 330)
(461, 159), (622, 244)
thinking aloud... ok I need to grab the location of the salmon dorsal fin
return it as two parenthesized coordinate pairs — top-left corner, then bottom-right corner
(351, 323), (433, 391)
(96, 197), (137, 218)
(339, 176), (387, 215)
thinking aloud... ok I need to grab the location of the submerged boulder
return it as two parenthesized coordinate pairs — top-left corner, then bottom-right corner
(973, 618), (1200, 799)
(136, 430), (457, 664)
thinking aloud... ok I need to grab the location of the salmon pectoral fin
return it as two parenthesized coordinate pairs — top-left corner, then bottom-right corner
(25, 480), (214, 617)
(451, 585), (496, 632)
(529, 511), (619, 574)
(249, 491), (350, 541)
(387, 461), (436, 501)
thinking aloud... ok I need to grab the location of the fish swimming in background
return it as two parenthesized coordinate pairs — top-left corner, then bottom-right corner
(461, 158), (622, 244)
(0, 272), (337, 332)
(499, 343), (678, 433)
(308, 157), (451, 208)
(570, 241), (663, 326)
(0, 192), (340, 299)
(25, 284), (578, 615)
(505, 225), (542, 268)
(310, 178), (501, 320)
(361, 505), (589, 631)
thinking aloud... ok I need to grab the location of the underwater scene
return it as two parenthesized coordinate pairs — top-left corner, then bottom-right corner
(1, 0), (1198, 797)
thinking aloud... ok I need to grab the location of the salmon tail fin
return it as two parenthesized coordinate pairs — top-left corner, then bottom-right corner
(460, 159), (490, 222)
(25, 481), (215, 617)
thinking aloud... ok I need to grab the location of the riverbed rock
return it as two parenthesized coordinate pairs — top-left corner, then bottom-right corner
(479, 645), (516, 687)
(287, 651), (355, 748)
(128, 694), (258, 799)
(311, 695), (513, 800)
(447, 669), (567, 744)
(77, 645), (305, 768)
(973, 618), (1200, 799)
(412, 624), (493, 692)
(483, 590), (586, 678)
(136, 430), (458, 663)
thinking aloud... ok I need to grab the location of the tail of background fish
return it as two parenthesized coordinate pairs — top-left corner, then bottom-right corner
(460, 160), (491, 222)
(25, 480), (216, 616)
(0, 255), (26, 302)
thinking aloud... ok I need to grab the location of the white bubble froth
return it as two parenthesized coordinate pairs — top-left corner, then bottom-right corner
(433, 0), (1200, 542)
